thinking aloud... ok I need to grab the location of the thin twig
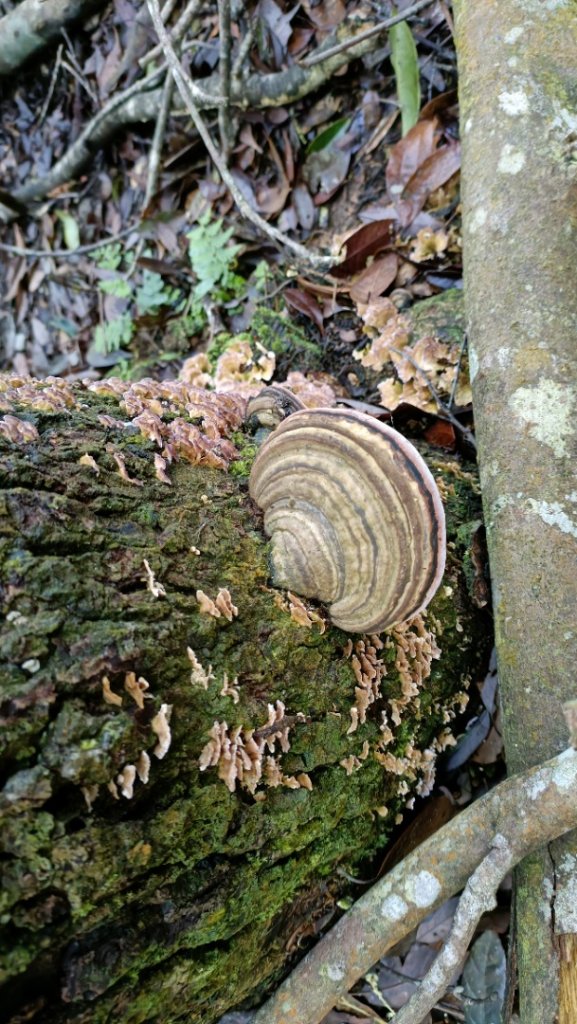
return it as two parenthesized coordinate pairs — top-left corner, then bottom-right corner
(160, 0), (179, 19)
(388, 345), (477, 451)
(61, 27), (98, 104)
(232, 24), (256, 83)
(61, 57), (99, 105)
(145, 2), (227, 108)
(144, 70), (175, 208)
(301, 0), (435, 67)
(217, 0), (233, 154)
(0, 223), (140, 260)
(140, 0), (208, 68)
(337, 993), (388, 1022)
(146, 0), (333, 269)
(392, 835), (514, 1024)
(37, 43), (64, 127)
(448, 332), (468, 410)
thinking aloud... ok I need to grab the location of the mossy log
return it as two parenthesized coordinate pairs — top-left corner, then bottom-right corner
(0, 375), (488, 1024)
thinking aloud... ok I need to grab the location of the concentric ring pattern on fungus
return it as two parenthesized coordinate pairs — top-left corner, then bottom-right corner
(249, 408), (446, 633)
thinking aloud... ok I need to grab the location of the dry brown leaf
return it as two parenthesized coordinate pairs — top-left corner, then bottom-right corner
(349, 253), (399, 304)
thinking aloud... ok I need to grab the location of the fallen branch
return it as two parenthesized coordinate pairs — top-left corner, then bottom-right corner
(252, 741), (577, 1024)
(300, 0), (435, 67)
(146, 0), (333, 268)
(0, 0), (106, 77)
(393, 834), (514, 1024)
(1, 17), (386, 217)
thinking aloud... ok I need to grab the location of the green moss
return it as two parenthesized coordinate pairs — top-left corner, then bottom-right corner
(228, 433), (259, 478)
(408, 288), (465, 347)
(251, 307), (322, 373)
(206, 331), (243, 369)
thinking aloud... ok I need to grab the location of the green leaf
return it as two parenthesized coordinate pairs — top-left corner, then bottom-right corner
(91, 314), (135, 355)
(92, 243), (123, 270)
(98, 278), (133, 298)
(55, 211), (81, 250)
(306, 117), (351, 155)
(135, 271), (180, 314)
(187, 217), (243, 300)
(390, 18), (421, 136)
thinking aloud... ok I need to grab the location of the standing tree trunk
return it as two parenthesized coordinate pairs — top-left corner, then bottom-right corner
(455, 2), (577, 1021)
(0, 374), (487, 1023)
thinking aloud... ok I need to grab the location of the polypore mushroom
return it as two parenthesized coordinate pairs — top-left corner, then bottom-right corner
(246, 386), (305, 430)
(248, 408), (446, 633)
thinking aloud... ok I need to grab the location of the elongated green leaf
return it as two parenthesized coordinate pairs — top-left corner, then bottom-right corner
(55, 211), (80, 250)
(390, 18), (421, 136)
(306, 117), (351, 155)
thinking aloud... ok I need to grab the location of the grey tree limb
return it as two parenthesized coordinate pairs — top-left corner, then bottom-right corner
(454, 2), (577, 1021)
(253, 745), (577, 1024)
(0, 0), (106, 76)
(392, 835), (514, 1024)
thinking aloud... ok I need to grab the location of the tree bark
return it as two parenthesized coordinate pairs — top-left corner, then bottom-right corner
(0, 0), (106, 77)
(0, 375), (487, 1024)
(455, 2), (577, 1021)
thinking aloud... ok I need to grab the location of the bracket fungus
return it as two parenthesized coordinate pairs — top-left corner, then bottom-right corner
(249, 408), (446, 633)
(246, 385), (305, 430)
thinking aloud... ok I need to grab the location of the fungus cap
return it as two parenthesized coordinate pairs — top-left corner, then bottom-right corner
(246, 386), (305, 430)
(249, 408), (446, 633)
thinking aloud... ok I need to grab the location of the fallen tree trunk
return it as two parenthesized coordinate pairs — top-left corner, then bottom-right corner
(0, 373), (487, 1024)
(455, 2), (577, 1021)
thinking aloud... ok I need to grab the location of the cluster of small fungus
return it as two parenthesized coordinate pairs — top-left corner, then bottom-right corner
(0, 373), (246, 478)
(273, 590), (326, 632)
(199, 700), (311, 795)
(353, 296), (472, 413)
(180, 338), (275, 398)
(180, 341), (337, 408)
(0, 374), (75, 444)
(345, 633), (387, 734)
(0, 413), (40, 443)
(0, 374), (77, 413)
(341, 613), (463, 799)
(196, 587), (238, 621)
(99, 671), (173, 802)
(88, 377), (245, 473)
(187, 646), (240, 703)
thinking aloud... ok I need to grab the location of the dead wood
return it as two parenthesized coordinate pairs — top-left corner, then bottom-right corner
(0, 375), (487, 1024)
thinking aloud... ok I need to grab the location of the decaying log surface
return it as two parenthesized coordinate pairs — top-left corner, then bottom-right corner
(455, 2), (577, 1022)
(0, 374), (487, 1024)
